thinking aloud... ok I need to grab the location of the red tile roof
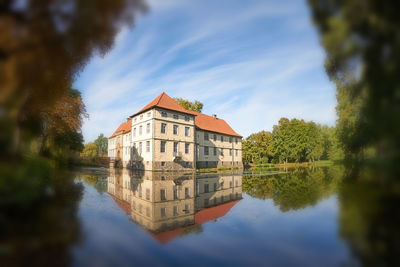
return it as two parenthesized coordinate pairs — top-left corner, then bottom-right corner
(135, 92), (194, 116)
(109, 119), (131, 138)
(190, 111), (241, 137)
(131, 92), (242, 137)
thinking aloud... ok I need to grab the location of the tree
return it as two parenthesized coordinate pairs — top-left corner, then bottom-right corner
(242, 131), (274, 164)
(308, 0), (400, 164)
(174, 98), (203, 112)
(94, 134), (108, 155)
(0, 0), (147, 157)
(81, 143), (98, 158)
(40, 88), (88, 155)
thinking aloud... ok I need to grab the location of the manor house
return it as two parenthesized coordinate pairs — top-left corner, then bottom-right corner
(108, 92), (242, 170)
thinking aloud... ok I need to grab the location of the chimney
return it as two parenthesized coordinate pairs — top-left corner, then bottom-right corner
(212, 114), (217, 119)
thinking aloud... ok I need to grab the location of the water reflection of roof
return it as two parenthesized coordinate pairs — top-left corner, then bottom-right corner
(110, 195), (131, 215)
(195, 200), (240, 224)
(151, 199), (241, 244)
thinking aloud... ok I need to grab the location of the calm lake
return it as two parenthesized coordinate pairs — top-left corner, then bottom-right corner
(2, 165), (398, 266)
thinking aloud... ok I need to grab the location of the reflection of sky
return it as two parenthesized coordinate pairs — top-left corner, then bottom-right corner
(71, 182), (350, 266)
(73, 0), (336, 142)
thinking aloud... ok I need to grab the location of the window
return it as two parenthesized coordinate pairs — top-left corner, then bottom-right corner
(173, 206), (178, 216)
(139, 125), (142, 135)
(230, 181), (233, 188)
(184, 204), (190, 213)
(173, 125), (178, 135)
(220, 182), (224, 189)
(160, 189), (166, 201)
(140, 114), (143, 120)
(133, 128), (136, 137)
(185, 187), (189, 198)
(161, 161), (165, 166)
(213, 134), (216, 141)
(235, 180), (238, 187)
(139, 142), (142, 154)
(161, 141), (166, 153)
(213, 147), (217, 156)
(173, 114), (178, 119)
(161, 207), (166, 217)
(146, 141), (150, 152)
(221, 149), (224, 156)
(204, 132), (209, 140)
(185, 143), (189, 154)
(221, 135), (223, 142)
(161, 123), (166, 133)
(147, 112), (151, 117)
(235, 138), (238, 144)
(235, 149), (238, 156)
(229, 149), (232, 156)
(173, 186), (178, 200)
(204, 184), (209, 193)
(214, 183), (217, 191)
(161, 111), (167, 117)
(184, 116), (190, 121)
(204, 146), (209, 156)
(173, 142), (178, 154)
(185, 127), (190, 136)
(229, 137), (232, 143)
(146, 123), (150, 134)
(146, 207), (150, 217)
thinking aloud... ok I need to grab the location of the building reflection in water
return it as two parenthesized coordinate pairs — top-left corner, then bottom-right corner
(107, 168), (242, 243)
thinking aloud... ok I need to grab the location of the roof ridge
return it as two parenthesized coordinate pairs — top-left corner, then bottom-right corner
(156, 92), (165, 106)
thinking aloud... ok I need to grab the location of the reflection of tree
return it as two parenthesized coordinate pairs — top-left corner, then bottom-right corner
(338, 170), (400, 267)
(243, 166), (344, 211)
(76, 173), (108, 194)
(0, 171), (83, 266)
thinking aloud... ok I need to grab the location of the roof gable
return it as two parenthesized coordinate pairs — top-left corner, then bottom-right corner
(109, 119), (131, 138)
(133, 92), (195, 116)
(131, 92), (241, 137)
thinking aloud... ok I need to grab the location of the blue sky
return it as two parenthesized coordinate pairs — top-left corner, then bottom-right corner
(74, 0), (336, 142)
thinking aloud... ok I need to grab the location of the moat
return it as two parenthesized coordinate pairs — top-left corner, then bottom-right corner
(1, 165), (397, 266)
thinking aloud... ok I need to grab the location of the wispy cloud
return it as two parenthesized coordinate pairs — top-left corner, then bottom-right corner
(75, 0), (336, 142)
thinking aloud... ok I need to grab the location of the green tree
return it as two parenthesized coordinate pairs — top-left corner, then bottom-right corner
(81, 143), (98, 158)
(94, 134), (108, 155)
(242, 131), (274, 164)
(174, 98), (203, 112)
(308, 0), (400, 164)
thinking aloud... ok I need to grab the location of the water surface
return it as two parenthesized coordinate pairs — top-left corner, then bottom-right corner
(2, 166), (398, 266)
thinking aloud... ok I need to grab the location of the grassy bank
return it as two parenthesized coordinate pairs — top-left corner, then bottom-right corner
(196, 166), (241, 173)
(75, 156), (109, 168)
(249, 160), (334, 169)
